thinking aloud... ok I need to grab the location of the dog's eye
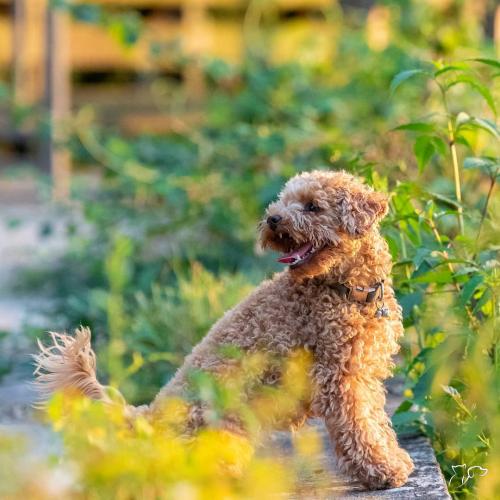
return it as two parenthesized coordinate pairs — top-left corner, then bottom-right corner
(304, 202), (320, 213)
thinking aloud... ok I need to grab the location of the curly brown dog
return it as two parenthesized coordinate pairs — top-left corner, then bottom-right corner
(34, 170), (414, 489)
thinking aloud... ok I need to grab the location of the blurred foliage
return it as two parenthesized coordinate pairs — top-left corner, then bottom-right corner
(384, 58), (499, 499)
(1, 351), (325, 499)
(3, 0), (499, 498)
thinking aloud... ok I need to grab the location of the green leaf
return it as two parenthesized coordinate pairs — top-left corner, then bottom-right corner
(470, 58), (500, 70)
(446, 75), (497, 115)
(412, 247), (432, 269)
(473, 288), (492, 313)
(458, 117), (499, 138)
(122, 161), (159, 183)
(390, 69), (428, 95)
(458, 274), (483, 307)
(455, 135), (472, 148)
(428, 191), (461, 208)
(463, 157), (500, 177)
(456, 111), (471, 127)
(71, 4), (102, 24)
(392, 122), (435, 133)
(434, 64), (469, 77)
(107, 12), (143, 47)
(431, 136), (447, 156)
(472, 118), (499, 138)
(392, 410), (423, 427)
(394, 400), (413, 414)
(463, 157), (495, 169)
(414, 135), (436, 172)
(398, 291), (424, 320)
(413, 268), (454, 284)
(412, 366), (437, 404)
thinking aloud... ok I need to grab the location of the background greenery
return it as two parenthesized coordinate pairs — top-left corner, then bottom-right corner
(1, 0), (498, 498)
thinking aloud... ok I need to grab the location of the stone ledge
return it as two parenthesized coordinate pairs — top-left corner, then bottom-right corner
(266, 420), (450, 499)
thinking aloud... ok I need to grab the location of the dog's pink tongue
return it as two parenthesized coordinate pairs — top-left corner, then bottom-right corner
(277, 242), (313, 264)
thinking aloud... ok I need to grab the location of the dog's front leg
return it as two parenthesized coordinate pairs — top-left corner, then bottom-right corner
(322, 374), (414, 490)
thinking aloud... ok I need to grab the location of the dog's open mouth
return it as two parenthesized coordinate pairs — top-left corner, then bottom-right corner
(276, 241), (322, 268)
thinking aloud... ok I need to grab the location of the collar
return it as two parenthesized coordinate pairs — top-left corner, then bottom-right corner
(330, 280), (384, 304)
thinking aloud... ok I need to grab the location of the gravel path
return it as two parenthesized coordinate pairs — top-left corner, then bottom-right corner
(0, 197), (70, 457)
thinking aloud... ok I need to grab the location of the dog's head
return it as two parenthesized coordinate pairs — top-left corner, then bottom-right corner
(259, 170), (388, 280)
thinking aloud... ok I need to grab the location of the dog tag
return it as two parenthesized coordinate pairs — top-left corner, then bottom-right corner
(375, 306), (390, 318)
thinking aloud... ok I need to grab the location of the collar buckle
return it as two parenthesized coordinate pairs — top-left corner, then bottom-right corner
(332, 280), (389, 318)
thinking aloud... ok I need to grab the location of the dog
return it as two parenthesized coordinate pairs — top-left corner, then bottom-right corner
(34, 170), (414, 489)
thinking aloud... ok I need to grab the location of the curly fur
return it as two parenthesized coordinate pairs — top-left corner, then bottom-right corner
(34, 170), (414, 490)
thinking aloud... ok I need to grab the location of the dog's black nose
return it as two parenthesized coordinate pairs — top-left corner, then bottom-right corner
(267, 215), (282, 229)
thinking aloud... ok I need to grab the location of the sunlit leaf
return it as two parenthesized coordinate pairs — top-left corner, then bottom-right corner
(413, 268), (454, 284)
(390, 69), (428, 94)
(471, 118), (499, 138)
(446, 76), (497, 115)
(122, 161), (159, 183)
(456, 116), (499, 138)
(434, 64), (469, 77)
(469, 58), (500, 70)
(392, 122), (436, 133)
(456, 111), (471, 127)
(473, 289), (492, 313)
(441, 385), (460, 398)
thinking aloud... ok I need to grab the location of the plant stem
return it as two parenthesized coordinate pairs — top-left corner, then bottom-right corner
(447, 119), (464, 235)
(390, 199), (411, 280)
(441, 87), (464, 235)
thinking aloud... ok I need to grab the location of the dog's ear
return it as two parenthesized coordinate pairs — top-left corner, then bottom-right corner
(338, 188), (388, 236)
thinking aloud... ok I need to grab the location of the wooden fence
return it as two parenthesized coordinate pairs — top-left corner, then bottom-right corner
(0, 0), (338, 197)
(0, 1), (498, 198)
(1, 0), (336, 97)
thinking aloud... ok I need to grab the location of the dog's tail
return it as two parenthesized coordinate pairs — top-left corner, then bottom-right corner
(33, 327), (111, 404)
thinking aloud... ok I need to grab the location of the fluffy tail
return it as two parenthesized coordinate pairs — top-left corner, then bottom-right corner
(33, 327), (110, 404)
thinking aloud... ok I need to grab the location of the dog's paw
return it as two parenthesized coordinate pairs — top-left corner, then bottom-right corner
(395, 447), (415, 476)
(359, 455), (413, 490)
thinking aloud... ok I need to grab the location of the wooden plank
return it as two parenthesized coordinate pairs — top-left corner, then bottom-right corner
(70, 18), (181, 70)
(1, 1), (336, 73)
(11, 0), (46, 106)
(268, 0), (333, 8)
(92, 0), (188, 6)
(41, 4), (72, 199)
(86, 0), (332, 8)
(271, 18), (336, 64)
(69, 17), (334, 70)
(206, 18), (243, 62)
(0, 16), (10, 65)
(207, 17), (335, 64)
(182, 0), (208, 101)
